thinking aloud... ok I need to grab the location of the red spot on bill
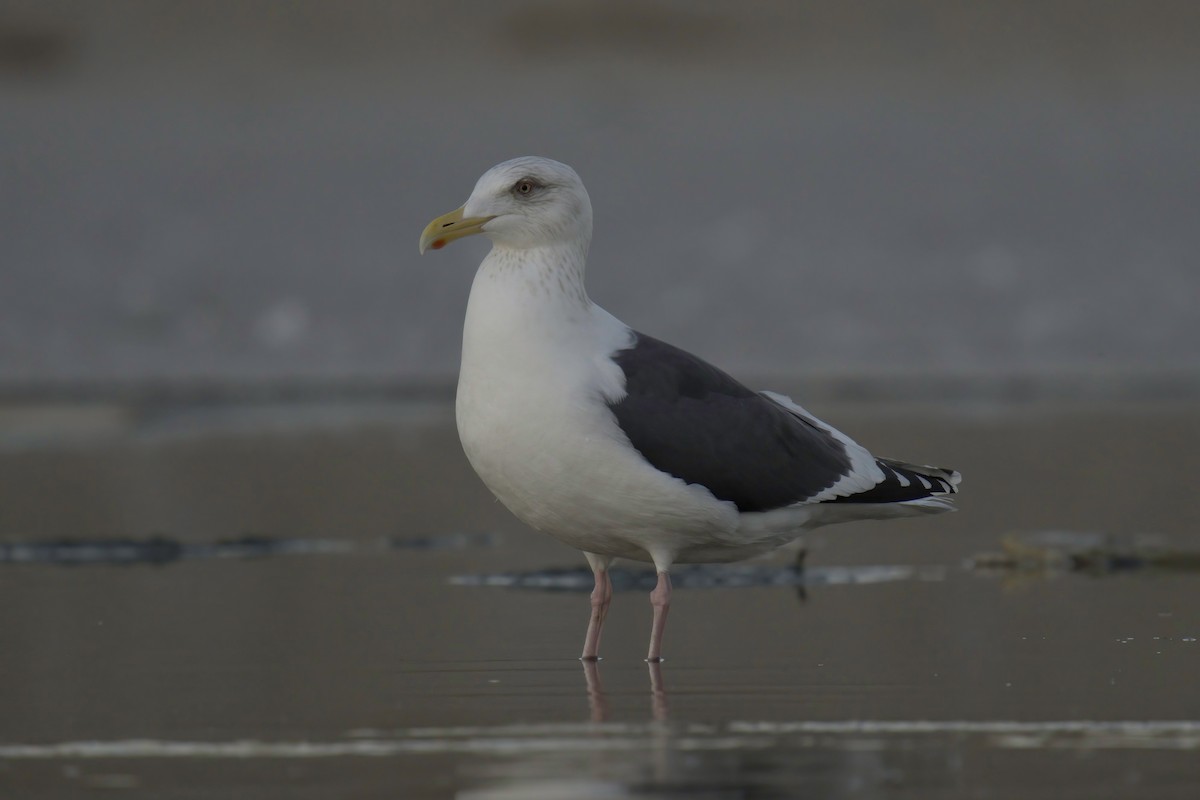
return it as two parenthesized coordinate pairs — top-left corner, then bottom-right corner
(431, 239), (446, 250)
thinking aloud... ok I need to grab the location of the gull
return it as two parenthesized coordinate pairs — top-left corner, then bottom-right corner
(420, 156), (960, 662)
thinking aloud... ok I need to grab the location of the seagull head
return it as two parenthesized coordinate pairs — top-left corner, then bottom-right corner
(419, 156), (593, 254)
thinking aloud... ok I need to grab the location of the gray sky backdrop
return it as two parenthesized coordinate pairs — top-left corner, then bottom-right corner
(2, 1), (1198, 393)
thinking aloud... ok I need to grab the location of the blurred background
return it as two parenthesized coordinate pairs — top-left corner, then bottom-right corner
(3, 0), (1198, 398)
(3, 4), (1200, 797)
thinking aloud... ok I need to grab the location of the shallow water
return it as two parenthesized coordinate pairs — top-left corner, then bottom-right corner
(0, 401), (1198, 798)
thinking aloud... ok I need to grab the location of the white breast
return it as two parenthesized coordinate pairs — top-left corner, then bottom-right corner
(454, 247), (738, 565)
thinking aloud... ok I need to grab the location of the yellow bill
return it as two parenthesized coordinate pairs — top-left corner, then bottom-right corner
(419, 206), (497, 254)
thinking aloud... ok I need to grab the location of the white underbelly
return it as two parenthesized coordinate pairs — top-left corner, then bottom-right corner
(454, 265), (744, 565)
(455, 374), (738, 563)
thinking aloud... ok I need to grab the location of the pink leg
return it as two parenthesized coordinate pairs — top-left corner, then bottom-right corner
(646, 571), (672, 662)
(581, 560), (613, 660)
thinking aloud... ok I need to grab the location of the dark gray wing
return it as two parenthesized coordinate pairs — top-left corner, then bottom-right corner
(607, 332), (854, 512)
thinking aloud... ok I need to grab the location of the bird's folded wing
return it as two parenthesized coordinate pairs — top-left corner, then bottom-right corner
(606, 332), (881, 512)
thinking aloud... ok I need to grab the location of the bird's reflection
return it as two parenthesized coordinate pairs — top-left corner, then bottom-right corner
(579, 549), (806, 724)
(647, 660), (668, 721)
(581, 659), (609, 722)
(581, 659), (669, 723)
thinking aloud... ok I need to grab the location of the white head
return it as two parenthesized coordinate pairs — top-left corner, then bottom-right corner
(419, 156), (593, 254)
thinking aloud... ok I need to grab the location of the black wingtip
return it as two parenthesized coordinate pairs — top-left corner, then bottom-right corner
(824, 459), (959, 505)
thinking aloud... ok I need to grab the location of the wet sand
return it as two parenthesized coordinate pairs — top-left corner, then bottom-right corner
(0, 400), (1197, 797)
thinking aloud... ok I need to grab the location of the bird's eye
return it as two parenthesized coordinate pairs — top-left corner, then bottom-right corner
(513, 179), (538, 196)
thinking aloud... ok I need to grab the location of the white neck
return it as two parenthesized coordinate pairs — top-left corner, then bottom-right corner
(484, 239), (589, 299)
(457, 237), (630, 405)
(464, 240), (592, 343)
